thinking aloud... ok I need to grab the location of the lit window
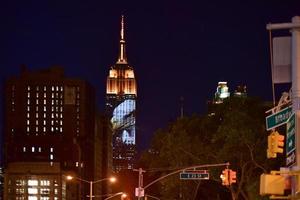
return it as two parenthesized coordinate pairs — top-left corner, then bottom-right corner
(36, 113), (39, 118)
(51, 120), (54, 125)
(43, 127), (46, 132)
(43, 113), (46, 118)
(76, 162), (79, 167)
(28, 196), (38, 200)
(36, 99), (39, 104)
(27, 113), (30, 118)
(40, 188), (50, 195)
(50, 147), (53, 152)
(52, 93), (54, 98)
(56, 86), (59, 91)
(43, 120), (46, 125)
(54, 188), (58, 194)
(51, 100), (54, 105)
(52, 86), (54, 91)
(60, 120), (62, 125)
(36, 86), (39, 91)
(36, 93), (39, 98)
(28, 188), (38, 194)
(51, 113), (54, 118)
(51, 127), (54, 131)
(28, 86), (31, 91)
(60, 113), (63, 118)
(60, 127), (62, 132)
(44, 86), (47, 91)
(27, 127), (30, 132)
(27, 106), (30, 111)
(38, 147), (41, 152)
(40, 180), (50, 186)
(36, 120), (38, 125)
(32, 147), (35, 152)
(23, 147), (26, 152)
(60, 86), (63, 91)
(60, 107), (63, 112)
(27, 92), (30, 98)
(44, 93), (46, 98)
(27, 99), (30, 105)
(28, 180), (38, 186)
(44, 106), (46, 112)
(43, 99), (46, 104)
(50, 154), (53, 160)
(36, 106), (38, 112)
(27, 120), (30, 125)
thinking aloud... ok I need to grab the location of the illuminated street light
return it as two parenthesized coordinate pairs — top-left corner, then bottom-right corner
(103, 192), (127, 200)
(65, 175), (116, 200)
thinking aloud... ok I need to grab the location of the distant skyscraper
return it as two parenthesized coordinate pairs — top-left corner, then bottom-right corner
(214, 81), (230, 104)
(233, 85), (247, 97)
(106, 16), (137, 172)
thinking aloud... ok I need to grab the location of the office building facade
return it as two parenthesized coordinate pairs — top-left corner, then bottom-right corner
(4, 66), (111, 199)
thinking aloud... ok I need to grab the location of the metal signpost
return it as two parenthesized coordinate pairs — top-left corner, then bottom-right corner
(180, 170), (209, 180)
(286, 113), (296, 167)
(266, 106), (292, 131)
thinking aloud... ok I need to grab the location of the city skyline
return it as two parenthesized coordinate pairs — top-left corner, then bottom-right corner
(1, 1), (299, 151)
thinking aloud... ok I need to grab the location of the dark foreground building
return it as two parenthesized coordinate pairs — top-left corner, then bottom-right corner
(3, 66), (112, 199)
(106, 16), (137, 172)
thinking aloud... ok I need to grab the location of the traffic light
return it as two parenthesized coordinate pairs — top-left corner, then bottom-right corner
(273, 131), (284, 153)
(220, 169), (229, 186)
(229, 170), (237, 184)
(267, 133), (276, 158)
(267, 131), (284, 158)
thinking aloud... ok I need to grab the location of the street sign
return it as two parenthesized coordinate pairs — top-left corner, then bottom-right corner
(266, 106), (292, 131)
(135, 187), (144, 197)
(180, 170), (209, 180)
(286, 112), (296, 167)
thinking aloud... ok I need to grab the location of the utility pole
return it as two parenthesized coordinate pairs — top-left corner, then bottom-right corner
(267, 16), (300, 194)
(133, 168), (146, 200)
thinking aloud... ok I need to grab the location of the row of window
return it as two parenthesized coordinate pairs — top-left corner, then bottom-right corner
(23, 147), (54, 153)
(27, 86), (63, 92)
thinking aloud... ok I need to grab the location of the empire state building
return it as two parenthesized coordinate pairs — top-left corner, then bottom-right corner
(106, 16), (137, 172)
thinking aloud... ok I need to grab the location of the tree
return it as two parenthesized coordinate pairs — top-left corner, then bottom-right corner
(140, 97), (282, 200)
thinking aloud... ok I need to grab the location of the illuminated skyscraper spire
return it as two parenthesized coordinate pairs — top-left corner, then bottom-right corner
(117, 15), (127, 64)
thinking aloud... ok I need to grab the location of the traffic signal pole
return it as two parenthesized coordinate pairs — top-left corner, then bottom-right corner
(267, 16), (300, 194)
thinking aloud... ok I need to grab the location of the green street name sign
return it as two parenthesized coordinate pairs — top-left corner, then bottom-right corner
(266, 106), (292, 131)
(286, 112), (296, 167)
(286, 113), (296, 154)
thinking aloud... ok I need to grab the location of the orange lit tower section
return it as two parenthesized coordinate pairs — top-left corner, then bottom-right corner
(106, 16), (137, 172)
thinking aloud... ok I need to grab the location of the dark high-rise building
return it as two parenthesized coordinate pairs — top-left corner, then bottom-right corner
(106, 16), (137, 172)
(4, 66), (112, 199)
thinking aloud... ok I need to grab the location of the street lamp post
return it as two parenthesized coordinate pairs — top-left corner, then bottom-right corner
(66, 175), (116, 200)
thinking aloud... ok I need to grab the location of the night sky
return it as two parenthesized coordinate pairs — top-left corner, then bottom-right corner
(1, 1), (299, 151)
